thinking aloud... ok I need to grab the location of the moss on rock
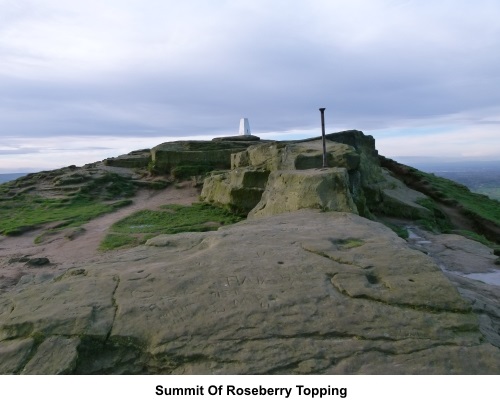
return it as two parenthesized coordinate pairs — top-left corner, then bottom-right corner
(248, 168), (358, 219)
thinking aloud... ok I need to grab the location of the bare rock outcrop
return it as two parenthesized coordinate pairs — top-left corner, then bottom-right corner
(150, 140), (262, 175)
(201, 130), (431, 219)
(1, 210), (499, 374)
(200, 168), (270, 213)
(104, 149), (152, 169)
(248, 168), (357, 218)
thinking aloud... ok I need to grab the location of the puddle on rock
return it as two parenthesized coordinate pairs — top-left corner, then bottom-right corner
(406, 226), (433, 245)
(405, 225), (500, 287)
(462, 270), (500, 287)
(406, 227), (421, 240)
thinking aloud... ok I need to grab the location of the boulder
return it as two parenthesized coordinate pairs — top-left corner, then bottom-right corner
(202, 130), (395, 217)
(151, 140), (262, 174)
(200, 168), (270, 213)
(202, 136), (367, 215)
(231, 140), (360, 171)
(2, 210), (499, 374)
(248, 168), (358, 218)
(377, 169), (432, 219)
(322, 130), (383, 185)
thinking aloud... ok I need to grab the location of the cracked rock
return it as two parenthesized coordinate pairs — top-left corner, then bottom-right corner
(1, 210), (500, 374)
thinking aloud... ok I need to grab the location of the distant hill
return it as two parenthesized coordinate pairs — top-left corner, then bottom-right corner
(393, 157), (500, 172)
(0, 173), (27, 184)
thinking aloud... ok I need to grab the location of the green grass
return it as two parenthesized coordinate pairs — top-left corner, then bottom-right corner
(415, 197), (453, 233)
(336, 238), (365, 249)
(415, 170), (500, 227)
(77, 172), (137, 200)
(381, 222), (410, 239)
(100, 234), (142, 250)
(0, 195), (132, 236)
(0, 172), (136, 236)
(100, 203), (244, 250)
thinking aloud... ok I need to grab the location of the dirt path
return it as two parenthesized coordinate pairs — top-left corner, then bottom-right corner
(0, 183), (199, 291)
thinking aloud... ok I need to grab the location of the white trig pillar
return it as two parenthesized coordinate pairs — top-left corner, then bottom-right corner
(239, 118), (251, 135)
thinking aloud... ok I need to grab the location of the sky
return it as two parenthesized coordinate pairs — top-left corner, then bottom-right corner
(1, 0), (500, 172)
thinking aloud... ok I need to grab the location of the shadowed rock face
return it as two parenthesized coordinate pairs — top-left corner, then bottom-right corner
(150, 140), (262, 174)
(104, 149), (152, 169)
(1, 210), (499, 374)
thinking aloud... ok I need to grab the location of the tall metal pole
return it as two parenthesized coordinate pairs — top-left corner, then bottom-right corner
(319, 108), (327, 168)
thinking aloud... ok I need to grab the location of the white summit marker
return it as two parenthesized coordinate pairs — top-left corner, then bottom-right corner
(239, 118), (251, 135)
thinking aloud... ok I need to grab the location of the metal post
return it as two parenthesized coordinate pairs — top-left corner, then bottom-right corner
(319, 108), (327, 168)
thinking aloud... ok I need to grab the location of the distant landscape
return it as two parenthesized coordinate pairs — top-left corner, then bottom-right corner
(392, 159), (500, 201)
(0, 173), (27, 184)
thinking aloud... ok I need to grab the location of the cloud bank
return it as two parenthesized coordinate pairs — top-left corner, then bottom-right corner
(1, 0), (500, 171)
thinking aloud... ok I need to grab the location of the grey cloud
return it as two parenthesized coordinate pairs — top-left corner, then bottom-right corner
(0, 148), (40, 155)
(1, 1), (500, 141)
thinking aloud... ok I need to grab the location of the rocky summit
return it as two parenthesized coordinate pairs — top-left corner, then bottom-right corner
(1, 130), (500, 374)
(1, 210), (499, 374)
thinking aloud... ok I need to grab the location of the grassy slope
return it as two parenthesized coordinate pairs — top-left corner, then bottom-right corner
(380, 156), (500, 244)
(0, 164), (238, 251)
(416, 170), (500, 226)
(100, 203), (244, 250)
(0, 171), (136, 235)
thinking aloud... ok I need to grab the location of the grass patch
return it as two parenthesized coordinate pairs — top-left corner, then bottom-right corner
(337, 238), (365, 249)
(77, 172), (137, 200)
(381, 222), (409, 239)
(100, 233), (141, 251)
(100, 203), (244, 250)
(0, 171), (136, 236)
(0, 195), (129, 236)
(415, 197), (452, 233)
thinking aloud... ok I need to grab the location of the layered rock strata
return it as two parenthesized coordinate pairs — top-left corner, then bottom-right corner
(150, 140), (262, 174)
(201, 130), (430, 219)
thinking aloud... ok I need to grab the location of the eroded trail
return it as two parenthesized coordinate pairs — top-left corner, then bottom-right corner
(0, 184), (199, 291)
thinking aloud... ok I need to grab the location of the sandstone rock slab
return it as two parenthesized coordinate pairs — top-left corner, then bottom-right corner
(21, 336), (80, 375)
(0, 338), (34, 374)
(200, 168), (269, 213)
(248, 169), (358, 218)
(1, 211), (499, 374)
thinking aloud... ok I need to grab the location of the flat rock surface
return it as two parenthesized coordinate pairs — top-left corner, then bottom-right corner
(406, 226), (500, 349)
(1, 210), (500, 374)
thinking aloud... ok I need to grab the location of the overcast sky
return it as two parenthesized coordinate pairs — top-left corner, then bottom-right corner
(1, 0), (500, 172)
